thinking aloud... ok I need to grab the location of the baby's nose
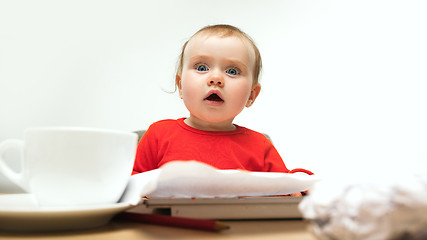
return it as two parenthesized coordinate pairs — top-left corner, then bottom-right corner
(207, 72), (224, 87)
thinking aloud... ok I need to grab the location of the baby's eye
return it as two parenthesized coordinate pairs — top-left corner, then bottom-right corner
(226, 68), (239, 76)
(196, 64), (209, 72)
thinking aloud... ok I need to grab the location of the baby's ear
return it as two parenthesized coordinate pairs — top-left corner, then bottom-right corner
(176, 75), (183, 99)
(246, 84), (261, 107)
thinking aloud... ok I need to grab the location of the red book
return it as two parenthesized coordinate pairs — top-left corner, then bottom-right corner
(116, 212), (229, 232)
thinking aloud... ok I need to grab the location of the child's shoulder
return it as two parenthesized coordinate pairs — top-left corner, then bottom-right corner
(149, 118), (180, 129)
(236, 125), (271, 142)
(152, 118), (179, 125)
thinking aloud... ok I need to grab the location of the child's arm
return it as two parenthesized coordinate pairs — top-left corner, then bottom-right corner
(133, 125), (159, 174)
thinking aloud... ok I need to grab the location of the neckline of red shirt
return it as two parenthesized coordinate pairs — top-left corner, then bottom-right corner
(177, 118), (246, 136)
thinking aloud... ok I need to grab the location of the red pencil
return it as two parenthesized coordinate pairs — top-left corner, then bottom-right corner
(116, 212), (229, 232)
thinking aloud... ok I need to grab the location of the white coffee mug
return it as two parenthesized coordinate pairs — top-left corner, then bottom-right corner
(0, 127), (137, 206)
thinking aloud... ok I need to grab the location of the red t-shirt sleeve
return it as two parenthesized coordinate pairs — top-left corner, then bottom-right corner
(132, 124), (158, 174)
(263, 138), (290, 172)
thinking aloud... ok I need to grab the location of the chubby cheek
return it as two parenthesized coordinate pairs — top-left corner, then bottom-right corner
(180, 77), (203, 108)
(236, 91), (252, 109)
(226, 85), (252, 113)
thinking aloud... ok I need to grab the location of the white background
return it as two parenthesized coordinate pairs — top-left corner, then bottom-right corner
(1, 0), (427, 192)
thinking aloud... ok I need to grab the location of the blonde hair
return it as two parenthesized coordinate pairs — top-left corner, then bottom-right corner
(175, 24), (262, 87)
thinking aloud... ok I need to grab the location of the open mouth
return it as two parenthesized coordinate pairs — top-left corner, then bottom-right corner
(204, 93), (224, 102)
(205, 93), (224, 102)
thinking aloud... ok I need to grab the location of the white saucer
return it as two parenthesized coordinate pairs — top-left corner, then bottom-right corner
(0, 194), (133, 232)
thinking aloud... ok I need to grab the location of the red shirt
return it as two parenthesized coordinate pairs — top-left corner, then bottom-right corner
(133, 118), (312, 175)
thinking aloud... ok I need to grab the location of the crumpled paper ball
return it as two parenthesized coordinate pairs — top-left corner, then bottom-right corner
(299, 173), (427, 240)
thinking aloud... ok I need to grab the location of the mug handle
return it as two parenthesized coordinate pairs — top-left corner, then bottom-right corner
(0, 139), (27, 190)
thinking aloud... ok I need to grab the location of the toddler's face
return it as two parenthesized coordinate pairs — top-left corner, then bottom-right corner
(177, 34), (259, 127)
